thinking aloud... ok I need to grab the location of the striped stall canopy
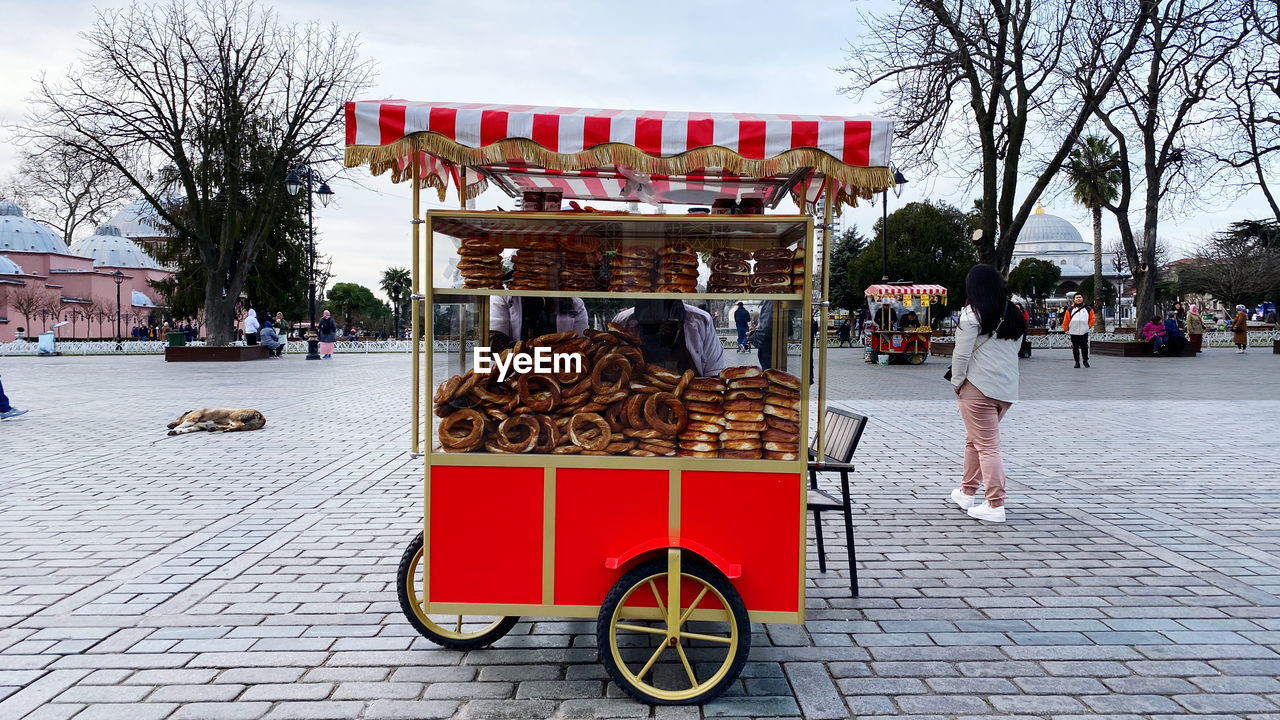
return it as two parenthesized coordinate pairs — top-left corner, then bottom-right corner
(344, 101), (895, 210)
(864, 284), (948, 297)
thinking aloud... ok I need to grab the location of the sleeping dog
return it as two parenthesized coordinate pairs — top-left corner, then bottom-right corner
(167, 408), (267, 436)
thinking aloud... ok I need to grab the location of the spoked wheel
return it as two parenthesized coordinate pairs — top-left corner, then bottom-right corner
(597, 551), (749, 705)
(396, 531), (518, 650)
(907, 352), (927, 365)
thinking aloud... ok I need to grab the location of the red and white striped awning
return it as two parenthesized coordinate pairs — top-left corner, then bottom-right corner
(864, 284), (948, 296)
(344, 101), (895, 210)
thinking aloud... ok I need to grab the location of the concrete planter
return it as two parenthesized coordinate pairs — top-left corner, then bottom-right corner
(165, 345), (271, 362)
(1092, 340), (1196, 358)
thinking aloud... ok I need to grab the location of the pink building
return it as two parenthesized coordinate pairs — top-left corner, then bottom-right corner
(0, 201), (170, 342)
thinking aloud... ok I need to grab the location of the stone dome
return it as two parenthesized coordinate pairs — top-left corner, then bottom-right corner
(1011, 203), (1094, 278)
(0, 254), (23, 275)
(70, 224), (162, 270)
(1015, 203), (1088, 252)
(109, 199), (166, 239)
(131, 290), (157, 308)
(0, 201), (77, 256)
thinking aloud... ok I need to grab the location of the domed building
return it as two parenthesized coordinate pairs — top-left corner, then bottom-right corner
(0, 202), (171, 342)
(109, 198), (171, 260)
(1010, 204), (1128, 313)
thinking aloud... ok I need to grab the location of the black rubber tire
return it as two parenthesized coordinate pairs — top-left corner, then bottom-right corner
(596, 552), (750, 705)
(396, 531), (519, 650)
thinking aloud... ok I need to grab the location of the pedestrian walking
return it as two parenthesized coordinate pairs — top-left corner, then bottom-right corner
(947, 264), (1026, 524)
(243, 309), (260, 345)
(0, 374), (28, 420)
(733, 302), (750, 353)
(836, 318), (852, 347)
(317, 310), (338, 359)
(1062, 292), (1094, 368)
(1231, 304), (1249, 353)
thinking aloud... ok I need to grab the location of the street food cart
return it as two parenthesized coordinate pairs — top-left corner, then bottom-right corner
(344, 101), (894, 704)
(864, 283), (946, 365)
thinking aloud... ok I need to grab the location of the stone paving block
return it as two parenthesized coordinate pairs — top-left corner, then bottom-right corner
(422, 681), (513, 699)
(555, 698), (653, 717)
(214, 667), (307, 684)
(147, 683), (246, 702)
(331, 681), (422, 700)
(74, 702), (179, 720)
(389, 666), (477, 683)
(925, 677), (1018, 694)
(262, 700), (366, 719)
(1083, 693), (1185, 713)
(702, 696), (801, 717)
(19, 704), (85, 720)
(361, 699), (460, 719)
(894, 695), (992, 714)
(456, 699), (559, 718)
(514, 679), (603, 699)
(1174, 694), (1280, 713)
(55, 684), (152, 703)
(170, 701), (273, 720)
(1192, 675), (1280, 693)
(784, 662), (847, 719)
(835, 677), (927, 695)
(1103, 675), (1198, 694)
(990, 694), (1088, 713)
(1013, 676), (1109, 694)
(239, 682), (333, 701)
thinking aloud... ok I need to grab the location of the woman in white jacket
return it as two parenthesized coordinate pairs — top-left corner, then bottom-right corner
(948, 265), (1027, 523)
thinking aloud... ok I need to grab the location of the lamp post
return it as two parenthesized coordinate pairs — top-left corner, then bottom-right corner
(112, 270), (124, 350)
(880, 170), (908, 281)
(285, 167), (334, 361)
(392, 281), (402, 339)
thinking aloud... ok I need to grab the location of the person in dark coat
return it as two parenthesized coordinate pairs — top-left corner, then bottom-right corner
(317, 310), (338, 359)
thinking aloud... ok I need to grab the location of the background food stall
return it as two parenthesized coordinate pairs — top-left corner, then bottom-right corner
(863, 283), (946, 365)
(344, 101), (894, 704)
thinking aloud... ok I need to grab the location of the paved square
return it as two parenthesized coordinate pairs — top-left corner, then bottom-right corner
(1, 347), (1278, 719)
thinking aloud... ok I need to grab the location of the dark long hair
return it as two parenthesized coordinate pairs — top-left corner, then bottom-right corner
(964, 264), (1027, 340)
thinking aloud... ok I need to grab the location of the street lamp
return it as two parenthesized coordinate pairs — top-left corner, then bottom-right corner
(112, 270), (124, 350)
(391, 280), (402, 339)
(880, 169), (908, 281)
(285, 167), (334, 360)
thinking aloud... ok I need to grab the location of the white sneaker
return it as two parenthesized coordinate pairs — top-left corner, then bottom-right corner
(967, 502), (1006, 523)
(949, 488), (975, 510)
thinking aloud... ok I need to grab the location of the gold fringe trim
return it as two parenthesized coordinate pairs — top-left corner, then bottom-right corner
(345, 133), (892, 206)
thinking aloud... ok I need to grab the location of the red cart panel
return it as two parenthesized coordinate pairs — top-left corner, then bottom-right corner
(681, 470), (802, 613)
(553, 468), (669, 605)
(428, 465), (543, 604)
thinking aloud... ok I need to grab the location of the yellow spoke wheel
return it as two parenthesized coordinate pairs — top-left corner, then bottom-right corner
(597, 552), (749, 705)
(396, 532), (518, 650)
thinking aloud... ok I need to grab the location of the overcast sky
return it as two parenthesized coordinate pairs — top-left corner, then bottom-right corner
(1, 0), (1273, 298)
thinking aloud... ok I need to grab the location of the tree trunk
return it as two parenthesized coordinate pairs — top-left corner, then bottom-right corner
(1092, 206), (1106, 333)
(203, 277), (238, 346)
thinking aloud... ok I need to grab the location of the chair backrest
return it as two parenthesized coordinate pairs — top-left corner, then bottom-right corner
(809, 408), (868, 464)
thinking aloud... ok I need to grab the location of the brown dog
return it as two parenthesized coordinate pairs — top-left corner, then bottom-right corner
(167, 408), (267, 436)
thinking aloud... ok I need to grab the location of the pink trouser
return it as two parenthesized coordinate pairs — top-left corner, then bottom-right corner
(957, 381), (1012, 507)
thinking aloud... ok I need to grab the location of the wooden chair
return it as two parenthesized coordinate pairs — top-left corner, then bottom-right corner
(808, 408), (868, 597)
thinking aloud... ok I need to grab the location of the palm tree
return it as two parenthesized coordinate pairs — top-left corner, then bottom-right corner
(380, 266), (411, 332)
(1063, 136), (1121, 333)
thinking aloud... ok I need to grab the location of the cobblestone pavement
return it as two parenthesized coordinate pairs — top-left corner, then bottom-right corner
(1, 348), (1278, 720)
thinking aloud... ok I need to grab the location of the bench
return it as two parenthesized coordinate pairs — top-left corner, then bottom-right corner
(1091, 340), (1197, 357)
(808, 408), (868, 597)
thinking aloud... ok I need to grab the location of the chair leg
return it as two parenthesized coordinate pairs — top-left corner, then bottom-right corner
(841, 470), (858, 597)
(812, 509), (827, 573)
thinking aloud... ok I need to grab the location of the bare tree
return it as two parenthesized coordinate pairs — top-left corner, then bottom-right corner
(10, 284), (52, 333)
(26, 0), (374, 345)
(1219, 1), (1279, 221)
(840, 0), (1152, 271)
(1093, 0), (1251, 338)
(10, 140), (134, 245)
(1178, 221), (1280, 307)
